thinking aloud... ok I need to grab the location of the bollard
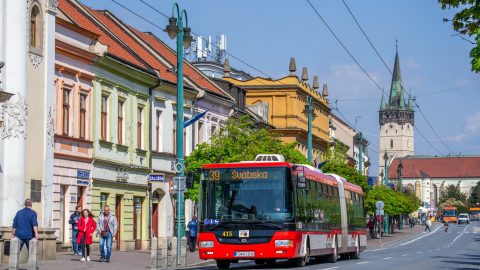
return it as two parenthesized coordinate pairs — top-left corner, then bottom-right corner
(158, 238), (168, 270)
(167, 237), (177, 268)
(8, 237), (20, 270)
(179, 237), (187, 266)
(27, 238), (38, 270)
(150, 237), (158, 270)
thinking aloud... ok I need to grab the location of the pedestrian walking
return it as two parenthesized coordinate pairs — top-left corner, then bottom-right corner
(97, 205), (117, 263)
(12, 198), (39, 251)
(425, 218), (432, 232)
(69, 205), (81, 255)
(77, 209), (96, 262)
(444, 221), (449, 232)
(187, 216), (198, 252)
(367, 218), (374, 237)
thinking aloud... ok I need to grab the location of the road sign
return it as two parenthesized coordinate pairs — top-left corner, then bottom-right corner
(376, 201), (384, 210)
(173, 176), (186, 192)
(376, 209), (384, 216)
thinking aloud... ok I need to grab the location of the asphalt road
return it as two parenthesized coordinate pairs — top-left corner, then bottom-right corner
(187, 222), (480, 270)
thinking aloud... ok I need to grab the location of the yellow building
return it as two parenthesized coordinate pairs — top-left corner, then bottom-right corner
(223, 58), (331, 160)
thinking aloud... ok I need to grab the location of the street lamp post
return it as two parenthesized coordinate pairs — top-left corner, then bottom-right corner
(304, 96), (315, 163)
(397, 159), (404, 230)
(165, 3), (193, 265)
(383, 150), (389, 235)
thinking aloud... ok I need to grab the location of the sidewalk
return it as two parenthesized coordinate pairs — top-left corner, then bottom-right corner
(2, 225), (435, 270)
(366, 223), (435, 249)
(1, 249), (212, 270)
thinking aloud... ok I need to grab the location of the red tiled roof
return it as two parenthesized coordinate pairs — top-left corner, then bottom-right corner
(388, 156), (480, 179)
(58, 0), (149, 71)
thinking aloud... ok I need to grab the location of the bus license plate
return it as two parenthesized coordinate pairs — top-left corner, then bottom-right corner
(234, 251), (255, 257)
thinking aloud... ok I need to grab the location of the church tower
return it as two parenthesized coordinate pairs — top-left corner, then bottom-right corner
(378, 48), (414, 179)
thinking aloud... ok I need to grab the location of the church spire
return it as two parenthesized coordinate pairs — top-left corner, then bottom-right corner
(388, 42), (407, 110)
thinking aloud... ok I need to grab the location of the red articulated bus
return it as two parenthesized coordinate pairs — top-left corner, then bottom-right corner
(197, 155), (367, 269)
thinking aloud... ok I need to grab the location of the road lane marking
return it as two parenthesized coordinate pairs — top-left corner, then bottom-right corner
(383, 257), (392, 260)
(453, 224), (470, 243)
(400, 225), (442, 246)
(417, 251), (423, 254)
(357, 261), (369, 264)
(319, 267), (339, 270)
(401, 254), (409, 256)
(436, 248), (440, 251)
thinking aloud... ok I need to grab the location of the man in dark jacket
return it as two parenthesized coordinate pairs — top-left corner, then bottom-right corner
(12, 198), (39, 251)
(69, 205), (81, 255)
(187, 216), (198, 252)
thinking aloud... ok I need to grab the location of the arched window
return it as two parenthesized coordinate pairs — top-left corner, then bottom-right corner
(29, 4), (42, 52)
(390, 139), (393, 149)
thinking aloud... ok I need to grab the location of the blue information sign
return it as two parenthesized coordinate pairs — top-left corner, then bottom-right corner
(148, 174), (165, 182)
(77, 170), (90, 179)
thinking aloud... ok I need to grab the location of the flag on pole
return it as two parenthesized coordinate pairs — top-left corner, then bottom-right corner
(184, 110), (208, 128)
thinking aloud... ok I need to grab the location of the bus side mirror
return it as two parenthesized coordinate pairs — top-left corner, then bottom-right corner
(297, 172), (306, 188)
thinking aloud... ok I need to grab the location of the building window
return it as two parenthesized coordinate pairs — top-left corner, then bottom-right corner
(197, 121), (204, 144)
(390, 139), (393, 149)
(62, 88), (70, 136)
(31, 180), (42, 203)
(156, 111), (161, 152)
(101, 95), (108, 141)
(79, 93), (87, 139)
(118, 100), (124, 145)
(137, 106), (143, 149)
(29, 5), (42, 50)
(100, 193), (108, 211)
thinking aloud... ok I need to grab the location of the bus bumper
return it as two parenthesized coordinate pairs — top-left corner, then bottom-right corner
(198, 231), (299, 260)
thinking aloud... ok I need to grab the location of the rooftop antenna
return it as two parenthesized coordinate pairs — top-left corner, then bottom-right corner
(214, 34), (227, 63)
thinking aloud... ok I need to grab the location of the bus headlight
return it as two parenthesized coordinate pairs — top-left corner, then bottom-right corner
(275, 240), (293, 247)
(199, 241), (214, 248)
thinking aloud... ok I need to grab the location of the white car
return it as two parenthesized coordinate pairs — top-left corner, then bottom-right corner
(458, 213), (470, 224)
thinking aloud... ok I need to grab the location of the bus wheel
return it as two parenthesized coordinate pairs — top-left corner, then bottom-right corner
(327, 236), (338, 263)
(292, 247), (309, 267)
(216, 260), (230, 269)
(266, 259), (276, 266)
(351, 238), (360, 259)
(254, 259), (265, 265)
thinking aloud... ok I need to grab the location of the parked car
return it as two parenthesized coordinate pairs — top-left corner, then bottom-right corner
(458, 213), (470, 224)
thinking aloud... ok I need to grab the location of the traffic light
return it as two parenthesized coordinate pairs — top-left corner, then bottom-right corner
(186, 171), (194, 189)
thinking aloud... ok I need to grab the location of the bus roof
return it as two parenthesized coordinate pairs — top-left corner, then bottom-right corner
(202, 162), (292, 169)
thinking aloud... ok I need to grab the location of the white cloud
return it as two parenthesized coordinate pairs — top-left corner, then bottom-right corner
(464, 112), (480, 133)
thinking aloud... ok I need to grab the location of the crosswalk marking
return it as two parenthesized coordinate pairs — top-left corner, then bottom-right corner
(401, 254), (409, 256)
(357, 261), (369, 264)
(383, 257), (392, 260)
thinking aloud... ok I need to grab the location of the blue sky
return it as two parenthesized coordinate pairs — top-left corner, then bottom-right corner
(82, 0), (480, 175)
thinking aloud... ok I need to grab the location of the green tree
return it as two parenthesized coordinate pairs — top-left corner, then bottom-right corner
(438, 197), (468, 214)
(321, 142), (370, 193)
(439, 0), (480, 72)
(184, 116), (308, 200)
(469, 181), (480, 206)
(364, 185), (420, 215)
(439, 184), (467, 204)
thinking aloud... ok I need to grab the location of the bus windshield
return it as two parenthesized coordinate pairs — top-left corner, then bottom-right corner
(444, 210), (456, 217)
(200, 167), (293, 223)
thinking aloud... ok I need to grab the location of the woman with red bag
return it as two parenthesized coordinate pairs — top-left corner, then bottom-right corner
(77, 209), (96, 262)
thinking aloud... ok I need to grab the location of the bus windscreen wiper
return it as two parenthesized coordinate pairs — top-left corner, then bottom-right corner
(245, 220), (282, 229)
(208, 220), (236, 231)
